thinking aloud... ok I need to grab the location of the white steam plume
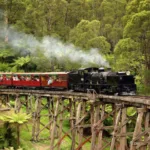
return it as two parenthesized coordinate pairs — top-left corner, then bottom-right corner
(0, 26), (109, 67)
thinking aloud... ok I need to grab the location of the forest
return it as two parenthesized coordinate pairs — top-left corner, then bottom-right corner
(0, 0), (150, 94)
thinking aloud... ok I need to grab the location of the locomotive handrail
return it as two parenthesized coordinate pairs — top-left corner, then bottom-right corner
(87, 89), (98, 101)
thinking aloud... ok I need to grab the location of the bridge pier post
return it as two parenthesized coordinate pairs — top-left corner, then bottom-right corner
(35, 96), (42, 141)
(15, 95), (21, 113)
(90, 102), (100, 150)
(5, 94), (9, 104)
(25, 95), (33, 114)
(97, 102), (105, 150)
(110, 104), (122, 150)
(76, 101), (82, 150)
(50, 97), (60, 150)
(32, 96), (42, 141)
(47, 97), (53, 141)
(70, 98), (76, 150)
(57, 99), (64, 150)
(119, 106), (127, 150)
(143, 110), (150, 149)
(130, 108), (146, 150)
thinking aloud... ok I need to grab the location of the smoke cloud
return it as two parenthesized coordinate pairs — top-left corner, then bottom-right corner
(0, 26), (109, 67)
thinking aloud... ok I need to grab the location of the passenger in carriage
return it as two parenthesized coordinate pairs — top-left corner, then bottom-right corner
(3, 75), (6, 80)
(48, 77), (53, 85)
(20, 76), (25, 81)
(35, 77), (39, 81)
(26, 76), (30, 81)
(13, 76), (19, 81)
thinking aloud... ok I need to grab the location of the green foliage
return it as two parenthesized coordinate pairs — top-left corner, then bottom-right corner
(0, 113), (31, 148)
(4, 147), (22, 150)
(1, 113), (31, 124)
(0, 122), (16, 149)
(12, 56), (30, 67)
(143, 69), (150, 94)
(69, 19), (111, 54)
(124, 11), (150, 40)
(11, 56), (31, 72)
(0, 50), (14, 60)
(127, 107), (136, 117)
(114, 38), (142, 73)
(123, 1), (150, 93)
(88, 36), (111, 54)
(0, 63), (10, 71)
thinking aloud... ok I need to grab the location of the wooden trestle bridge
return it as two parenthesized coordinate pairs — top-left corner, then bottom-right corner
(0, 89), (150, 150)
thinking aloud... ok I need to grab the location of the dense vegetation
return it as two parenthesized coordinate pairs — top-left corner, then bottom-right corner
(0, 0), (150, 93)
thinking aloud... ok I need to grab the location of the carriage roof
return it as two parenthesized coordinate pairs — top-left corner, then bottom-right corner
(0, 72), (69, 75)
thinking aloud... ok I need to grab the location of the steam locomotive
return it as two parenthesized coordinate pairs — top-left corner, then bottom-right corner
(0, 67), (136, 95)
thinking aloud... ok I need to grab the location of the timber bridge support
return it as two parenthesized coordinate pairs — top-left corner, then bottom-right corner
(0, 89), (150, 150)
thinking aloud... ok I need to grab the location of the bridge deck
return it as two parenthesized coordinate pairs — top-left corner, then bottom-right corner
(0, 89), (150, 107)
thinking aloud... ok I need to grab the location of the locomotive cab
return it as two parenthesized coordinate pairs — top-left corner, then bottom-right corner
(68, 67), (99, 92)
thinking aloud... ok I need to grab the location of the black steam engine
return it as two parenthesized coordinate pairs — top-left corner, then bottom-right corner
(68, 67), (136, 95)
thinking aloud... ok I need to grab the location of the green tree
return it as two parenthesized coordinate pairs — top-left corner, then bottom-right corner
(114, 38), (142, 73)
(0, 122), (16, 149)
(11, 56), (31, 72)
(69, 19), (110, 54)
(0, 113), (31, 148)
(99, 0), (127, 50)
(123, 10), (150, 92)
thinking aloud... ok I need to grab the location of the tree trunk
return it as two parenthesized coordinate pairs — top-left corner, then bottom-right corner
(17, 124), (20, 148)
(4, 0), (8, 42)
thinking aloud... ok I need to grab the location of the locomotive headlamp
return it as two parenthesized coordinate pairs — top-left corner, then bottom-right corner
(126, 71), (130, 75)
(99, 67), (105, 72)
(117, 72), (126, 75)
(81, 78), (84, 81)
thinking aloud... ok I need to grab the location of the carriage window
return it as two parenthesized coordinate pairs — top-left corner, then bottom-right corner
(13, 75), (19, 81)
(59, 75), (67, 80)
(6, 75), (11, 80)
(34, 76), (40, 81)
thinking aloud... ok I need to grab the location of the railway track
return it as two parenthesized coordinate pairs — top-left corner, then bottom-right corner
(0, 88), (150, 107)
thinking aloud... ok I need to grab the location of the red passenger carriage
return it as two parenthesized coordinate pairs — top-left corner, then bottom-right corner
(0, 73), (12, 86)
(40, 72), (68, 89)
(0, 72), (68, 89)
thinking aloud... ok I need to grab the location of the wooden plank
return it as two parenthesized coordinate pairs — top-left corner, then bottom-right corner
(97, 103), (105, 149)
(58, 100), (63, 150)
(119, 107), (127, 150)
(15, 95), (21, 113)
(76, 102), (82, 150)
(70, 99), (76, 150)
(91, 104), (99, 150)
(144, 111), (150, 150)
(110, 105), (121, 150)
(35, 96), (41, 141)
(130, 108), (146, 150)
(50, 98), (60, 150)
